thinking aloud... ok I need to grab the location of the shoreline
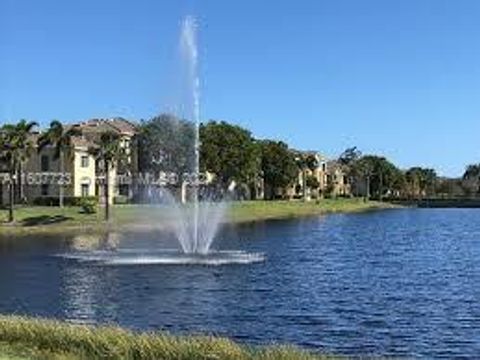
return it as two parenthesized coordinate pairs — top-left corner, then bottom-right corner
(0, 199), (399, 237)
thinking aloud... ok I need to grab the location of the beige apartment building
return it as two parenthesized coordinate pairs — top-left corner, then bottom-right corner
(0, 120), (353, 205)
(0, 118), (137, 206)
(286, 152), (351, 200)
(325, 160), (351, 197)
(291, 151), (328, 199)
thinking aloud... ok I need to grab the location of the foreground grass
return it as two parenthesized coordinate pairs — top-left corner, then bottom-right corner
(0, 342), (46, 360)
(0, 199), (396, 235)
(0, 315), (337, 360)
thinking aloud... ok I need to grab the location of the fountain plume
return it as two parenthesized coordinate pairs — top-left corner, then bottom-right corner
(172, 15), (224, 254)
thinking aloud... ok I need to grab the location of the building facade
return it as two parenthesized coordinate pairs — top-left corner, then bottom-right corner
(286, 152), (352, 200)
(285, 151), (328, 200)
(325, 160), (351, 197)
(0, 118), (138, 206)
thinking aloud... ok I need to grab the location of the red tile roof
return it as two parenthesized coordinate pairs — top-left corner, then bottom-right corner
(76, 118), (137, 136)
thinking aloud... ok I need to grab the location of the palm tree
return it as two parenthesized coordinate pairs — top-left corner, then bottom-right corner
(0, 120), (38, 222)
(463, 164), (480, 196)
(353, 157), (375, 201)
(463, 164), (480, 179)
(422, 168), (437, 197)
(0, 131), (13, 222)
(405, 168), (421, 199)
(12, 120), (39, 202)
(89, 131), (126, 221)
(339, 147), (362, 195)
(306, 154), (319, 200)
(405, 167), (437, 199)
(38, 120), (82, 207)
(296, 154), (318, 202)
(295, 155), (308, 201)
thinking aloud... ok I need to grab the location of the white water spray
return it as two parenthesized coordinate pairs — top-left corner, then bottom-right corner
(174, 15), (225, 254)
(181, 15), (200, 252)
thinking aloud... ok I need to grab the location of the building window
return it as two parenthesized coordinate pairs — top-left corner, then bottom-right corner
(81, 155), (89, 168)
(81, 184), (89, 197)
(41, 155), (49, 172)
(322, 163), (326, 172)
(41, 184), (49, 196)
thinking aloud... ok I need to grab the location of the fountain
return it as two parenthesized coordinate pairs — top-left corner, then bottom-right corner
(60, 15), (264, 266)
(172, 15), (224, 255)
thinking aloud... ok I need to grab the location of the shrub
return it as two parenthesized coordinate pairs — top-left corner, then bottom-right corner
(32, 196), (100, 207)
(70, 196), (99, 207)
(78, 197), (98, 214)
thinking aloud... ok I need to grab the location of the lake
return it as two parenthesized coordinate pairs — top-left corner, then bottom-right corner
(1, 208), (479, 358)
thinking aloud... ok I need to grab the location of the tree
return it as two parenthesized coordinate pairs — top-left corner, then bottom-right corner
(351, 155), (402, 200)
(339, 146), (362, 167)
(405, 167), (438, 199)
(405, 168), (421, 198)
(437, 177), (466, 198)
(200, 121), (260, 189)
(462, 164), (480, 196)
(88, 131), (126, 221)
(0, 132), (10, 217)
(306, 174), (320, 200)
(422, 168), (437, 197)
(306, 154), (319, 200)
(391, 169), (407, 197)
(306, 154), (319, 172)
(295, 153), (319, 201)
(295, 155), (308, 201)
(338, 147), (362, 193)
(38, 120), (82, 207)
(137, 114), (195, 177)
(260, 141), (298, 200)
(11, 120), (39, 203)
(0, 120), (38, 222)
(352, 156), (375, 200)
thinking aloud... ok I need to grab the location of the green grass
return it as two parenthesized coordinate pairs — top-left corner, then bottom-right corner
(0, 315), (339, 360)
(228, 199), (395, 223)
(0, 199), (396, 236)
(0, 344), (29, 360)
(0, 206), (102, 225)
(0, 206), (104, 235)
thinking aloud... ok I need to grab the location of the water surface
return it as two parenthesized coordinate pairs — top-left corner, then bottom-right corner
(1, 208), (479, 358)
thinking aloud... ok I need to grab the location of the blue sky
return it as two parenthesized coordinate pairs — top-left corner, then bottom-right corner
(1, 0), (480, 177)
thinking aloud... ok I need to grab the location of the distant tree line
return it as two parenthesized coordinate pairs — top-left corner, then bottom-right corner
(137, 115), (299, 200)
(136, 115), (480, 201)
(338, 147), (438, 200)
(2, 115), (480, 224)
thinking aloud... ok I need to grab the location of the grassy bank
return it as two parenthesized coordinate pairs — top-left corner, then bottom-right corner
(0, 199), (396, 236)
(229, 199), (395, 223)
(0, 315), (337, 360)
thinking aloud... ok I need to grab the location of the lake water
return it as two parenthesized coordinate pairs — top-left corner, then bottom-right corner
(1, 208), (479, 358)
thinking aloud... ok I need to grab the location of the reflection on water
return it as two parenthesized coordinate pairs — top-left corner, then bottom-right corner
(62, 265), (103, 324)
(70, 233), (120, 251)
(1, 209), (480, 358)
